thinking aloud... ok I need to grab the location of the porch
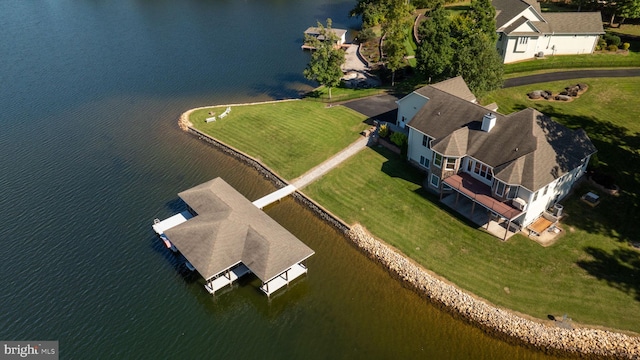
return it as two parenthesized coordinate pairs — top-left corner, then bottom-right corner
(442, 173), (523, 240)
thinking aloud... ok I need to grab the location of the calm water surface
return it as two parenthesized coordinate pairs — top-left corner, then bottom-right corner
(0, 1), (562, 358)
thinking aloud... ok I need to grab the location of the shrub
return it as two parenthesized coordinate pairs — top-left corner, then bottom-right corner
(390, 132), (408, 147)
(358, 27), (376, 42)
(623, 42), (631, 50)
(378, 123), (389, 138)
(604, 33), (621, 47)
(597, 38), (607, 48)
(607, 44), (618, 52)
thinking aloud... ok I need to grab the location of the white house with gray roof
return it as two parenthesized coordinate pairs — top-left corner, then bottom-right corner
(493, 0), (604, 63)
(396, 77), (596, 237)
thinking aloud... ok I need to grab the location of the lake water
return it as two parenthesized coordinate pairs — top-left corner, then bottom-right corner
(0, 1), (561, 358)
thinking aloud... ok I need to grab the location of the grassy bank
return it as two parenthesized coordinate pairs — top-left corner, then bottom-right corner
(303, 77), (640, 333)
(190, 100), (369, 180)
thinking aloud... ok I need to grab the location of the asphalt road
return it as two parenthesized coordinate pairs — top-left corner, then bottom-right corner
(503, 69), (640, 87)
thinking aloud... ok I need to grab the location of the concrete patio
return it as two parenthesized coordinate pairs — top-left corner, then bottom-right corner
(441, 193), (519, 240)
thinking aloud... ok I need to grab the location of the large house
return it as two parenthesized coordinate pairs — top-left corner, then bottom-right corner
(493, 0), (604, 63)
(396, 77), (596, 238)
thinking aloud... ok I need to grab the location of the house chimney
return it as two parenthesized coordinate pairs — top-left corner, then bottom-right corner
(481, 113), (497, 132)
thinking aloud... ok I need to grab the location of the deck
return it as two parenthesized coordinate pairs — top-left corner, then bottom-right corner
(260, 263), (308, 297)
(252, 185), (297, 209)
(204, 264), (252, 294)
(152, 211), (193, 235)
(443, 173), (522, 220)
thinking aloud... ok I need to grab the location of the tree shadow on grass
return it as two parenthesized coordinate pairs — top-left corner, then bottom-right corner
(370, 145), (424, 186)
(577, 246), (640, 301)
(532, 105), (640, 246)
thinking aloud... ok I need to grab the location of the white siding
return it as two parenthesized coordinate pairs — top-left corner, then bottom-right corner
(396, 93), (429, 128)
(545, 35), (599, 56)
(503, 36), (541, 63)
(407, 127), (433, 169)
(521, 162), (589, 225)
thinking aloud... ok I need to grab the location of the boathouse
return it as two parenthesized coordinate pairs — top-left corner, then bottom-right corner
(155, 178), (314, 297)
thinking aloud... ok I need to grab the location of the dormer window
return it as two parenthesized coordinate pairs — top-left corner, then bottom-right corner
(445, 157), (456, 170)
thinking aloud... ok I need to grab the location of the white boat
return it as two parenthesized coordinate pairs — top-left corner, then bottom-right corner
(159, 234), (178, 253)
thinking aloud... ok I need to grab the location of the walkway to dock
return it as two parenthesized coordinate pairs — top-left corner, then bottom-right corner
(252, 135), (370, 209)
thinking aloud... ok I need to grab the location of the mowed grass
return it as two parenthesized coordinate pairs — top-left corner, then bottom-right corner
(190, 100), (369, 180)
(504, 51), (640, 74)
(304, 77), (640, 333)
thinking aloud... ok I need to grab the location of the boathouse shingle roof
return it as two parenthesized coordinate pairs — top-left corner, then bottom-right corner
(164, 178), (314, 282)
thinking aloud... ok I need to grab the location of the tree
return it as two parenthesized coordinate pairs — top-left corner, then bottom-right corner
(452, 32), (504, 96)
(303, 19), (346, 99)
(465, 0), (497, 43)
(415, 3), (503, 95)
(350, 0), (390, 28)
(382, 0), (413, 85)
(415, 5), (454, 81)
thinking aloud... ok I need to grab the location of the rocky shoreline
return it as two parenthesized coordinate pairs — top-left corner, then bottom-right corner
(179, 106), (640, 359)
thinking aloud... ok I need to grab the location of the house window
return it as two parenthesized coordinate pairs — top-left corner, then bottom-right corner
(445, 157), (456, 170)
(515, 36), (529, 52)
(433, 153), (443, 168)
(422, 135), (429, 147)
(507, 185), (518, 199)
(419, 155), (430, 169)
(532, 191), (538, 202)
(543, 185), (549, 196)
(430, 174), (440, 188)
(480, 164), (487, 178)
(467, 160), (472, 172)
(496, 181), (506, 197)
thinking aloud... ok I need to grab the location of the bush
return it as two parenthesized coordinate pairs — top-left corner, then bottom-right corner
(390, 132), (408, 147)
(358, 27), (376, 42)
(607, 44), (619, 52)
(597, 38), (607, 48)
(378, 123), (389, 138)
(623, 42), (631, 50)
(604, 33), (621, 47)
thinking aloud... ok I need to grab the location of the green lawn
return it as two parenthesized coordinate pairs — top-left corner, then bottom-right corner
(504, 51), (640, 74)
(303, 77), (640, 333)
(304, 86), (386, 103)
(190, 100), (369, 180)
(403, 22), (418, 68)
(608, 24), (640, 37)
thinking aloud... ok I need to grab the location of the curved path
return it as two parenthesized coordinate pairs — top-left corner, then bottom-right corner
(503, 68), (640, 87)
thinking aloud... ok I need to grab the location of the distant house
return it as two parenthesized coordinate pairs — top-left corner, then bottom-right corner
(396, 77), (596, 238)
(302, 27), (347, 49)
(493, 0), (604, 63)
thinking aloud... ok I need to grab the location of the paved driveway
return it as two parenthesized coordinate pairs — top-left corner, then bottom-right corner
(343, 94), (400, 124)
(503, 69), (640, 88)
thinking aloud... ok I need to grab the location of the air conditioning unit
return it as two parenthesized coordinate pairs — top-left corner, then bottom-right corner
(512, 197), (527, 211)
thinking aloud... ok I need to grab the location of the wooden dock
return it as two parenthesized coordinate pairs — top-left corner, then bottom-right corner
(252, 184), (297, 209)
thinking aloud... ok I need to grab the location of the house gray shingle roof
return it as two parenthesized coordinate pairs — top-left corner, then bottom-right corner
(408, 79), (596, 192)
(164, 178), (314, 283)
(493, 0), (533, 29)
(493, 0), (604, 35)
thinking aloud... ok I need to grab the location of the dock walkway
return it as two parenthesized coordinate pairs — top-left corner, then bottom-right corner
(251, 135), (370, 209)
